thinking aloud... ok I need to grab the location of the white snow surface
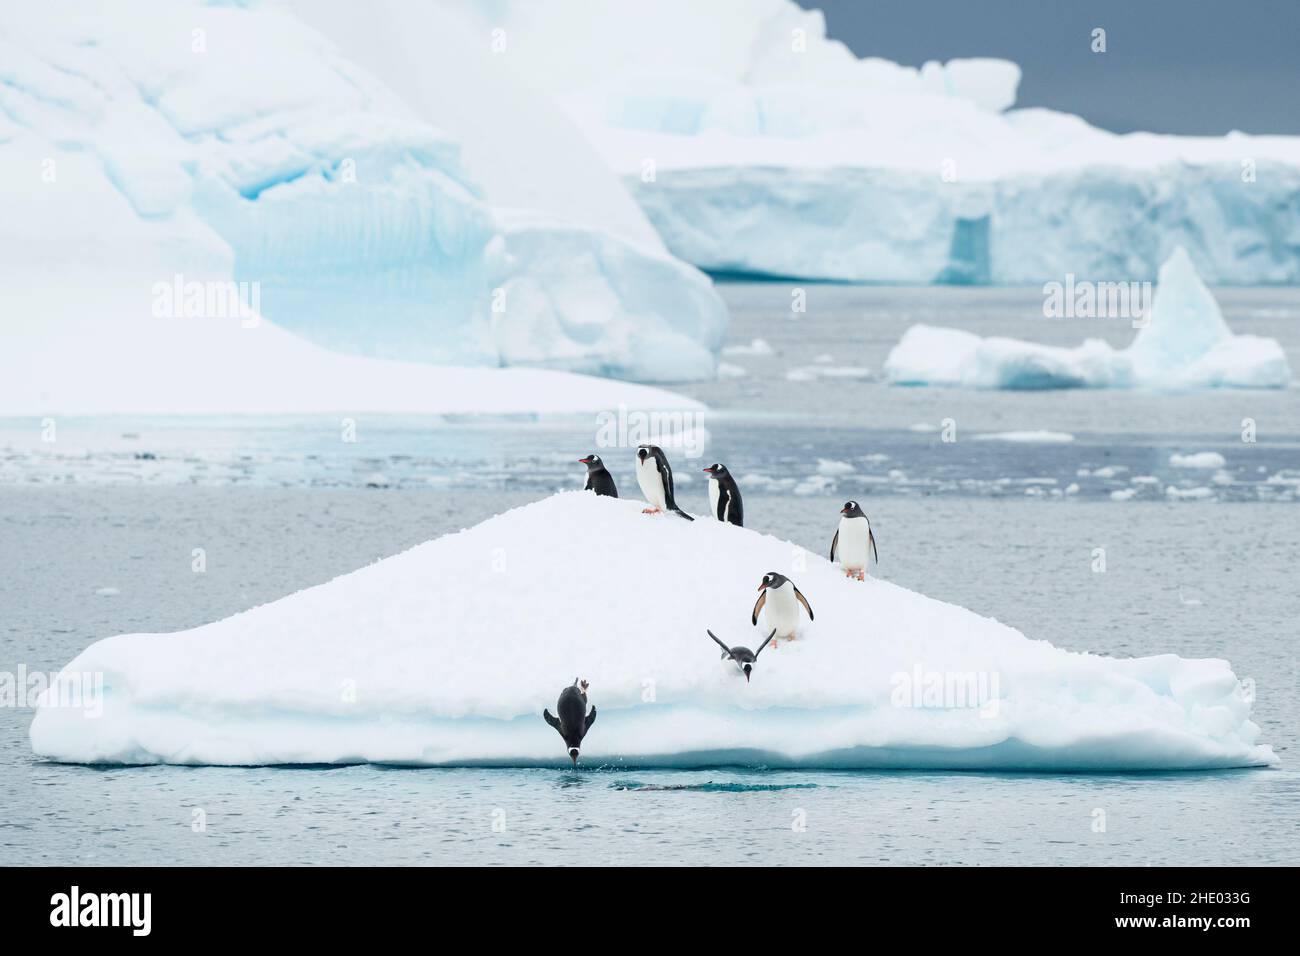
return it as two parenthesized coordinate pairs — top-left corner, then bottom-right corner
(453, 0), (1300, 283)
(883, 249), (1292, 390)
(31, 492), (1275, 770)
(0, 0), (726, 385)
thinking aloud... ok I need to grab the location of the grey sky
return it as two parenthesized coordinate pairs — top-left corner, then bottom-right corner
(799, 0), (1300, 135)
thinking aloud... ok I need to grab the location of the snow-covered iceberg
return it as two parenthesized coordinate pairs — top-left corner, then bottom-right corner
(883, 248), (1292, 389)
(461, 0), (1300, 284)
(31, 492), (1275, 770)
(0, 0), (726, 386)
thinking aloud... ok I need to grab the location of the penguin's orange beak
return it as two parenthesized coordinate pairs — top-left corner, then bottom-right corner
(840, 505), (849, 514)
(757, 581), (767, 591)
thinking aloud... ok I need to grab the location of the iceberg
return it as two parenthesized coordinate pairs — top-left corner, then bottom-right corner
(459, 0), (1300, 283)
(31, 492), (1275, 770)
(883, 249), (1292, 389)
(0, 0), (726, 386)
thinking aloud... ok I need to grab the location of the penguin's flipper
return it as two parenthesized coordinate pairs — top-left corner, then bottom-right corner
(751, 590), (767, 626)
(752, 628), (777, 660)
(793, 585), (815, 622)
(870, 528), (878, 564)
(830, 528), (839, 563)
(585, 706), (597, 732)
(716, 489), (728, 522)
(583, 474), (593, 492)
(543, 708), (561, 735)
(706, 629), (734, 658)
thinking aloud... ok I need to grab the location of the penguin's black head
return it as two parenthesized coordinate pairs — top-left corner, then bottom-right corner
(703, 462), (727, 477)
(579, 454), (602, 468)
(568, 747), (580, 766)
(758, 571), (788, 591)
(742, 662), (752, 682)
(637, 446), (649, 462)
(841, 500), (866, 518)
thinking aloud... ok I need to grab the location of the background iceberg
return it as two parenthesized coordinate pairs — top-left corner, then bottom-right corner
(0, 0), (726, 392)
(31, 492), (1275, 770)
(458, 0), (1300, 284)
(884, 248), (1292, 389)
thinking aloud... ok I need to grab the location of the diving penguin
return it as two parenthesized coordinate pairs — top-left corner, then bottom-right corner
(578, 454), (618, 497)
(707, 628), (776, 682)
(751, 571), (814, 647)
(634, 444), (693, 519)
(543, 678), (597, 766)
(703, 462), (743, 526)
(830, 500), (877, 581)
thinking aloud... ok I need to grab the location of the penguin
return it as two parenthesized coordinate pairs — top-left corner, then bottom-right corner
(751, 571), (814, 647)
(830, 500), (877, 581)
(634, 444), (693, 520)
(578, 454), (618, 497)
(702, 463), (743, 526)
(543, 678), (597, 766)
(707, 628), (776, 682)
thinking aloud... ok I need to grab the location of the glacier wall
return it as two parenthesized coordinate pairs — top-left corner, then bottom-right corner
(628, 161), (1300, 285)
(0, 0), (726, 381)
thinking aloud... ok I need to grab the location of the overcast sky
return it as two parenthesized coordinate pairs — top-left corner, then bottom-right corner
(798, 0), (1300, 134)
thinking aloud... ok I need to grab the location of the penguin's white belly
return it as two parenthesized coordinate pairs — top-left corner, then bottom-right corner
(837, 516), (871, 571)
(763, 584), (803, 637)
(636, 457), (667, 510)
(708, 478), (721, 520)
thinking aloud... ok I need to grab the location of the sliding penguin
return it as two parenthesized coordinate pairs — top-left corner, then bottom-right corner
(707, 628), (776, 682)
(751, 571), (814, 647)
(830, 500), (877, 581)
(635, 444), (693, 519)
(543, 678), (597, 766)
(578, 454), (618, 497)
(703, 463), (743, 526)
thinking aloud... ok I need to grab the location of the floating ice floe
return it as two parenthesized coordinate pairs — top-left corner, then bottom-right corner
(883, 249), (1292, 390)
(31, 493), (1275, 770)
(0, 0), (725, 391)
(1170, 452), (1228, 469)
(972, 431), (1075, 444)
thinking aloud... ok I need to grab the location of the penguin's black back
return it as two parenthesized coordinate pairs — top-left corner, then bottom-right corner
(718, 472), (743, 526)
(586, 467), (618, 497)
(556, 684), (587, 743)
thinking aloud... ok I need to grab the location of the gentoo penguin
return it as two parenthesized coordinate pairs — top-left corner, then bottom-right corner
(830, 500), (877, 581)
(543, 678), (597, 766)
(634, 444), (693, 520)
(702, 463), (743, 526)
(578, 454), (618, 497)
(751, 571), (814, 647)
(707, 628), (776, 682)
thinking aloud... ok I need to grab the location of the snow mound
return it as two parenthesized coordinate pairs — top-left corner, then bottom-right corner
(884, 249), (1292, 390)
(0, 0), (725, 385)
(31, 493), (1274, 770)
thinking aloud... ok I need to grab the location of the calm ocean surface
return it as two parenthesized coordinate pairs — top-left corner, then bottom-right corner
(2, 283), (1297, 865)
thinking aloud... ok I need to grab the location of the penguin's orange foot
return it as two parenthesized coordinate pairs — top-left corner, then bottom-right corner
(642, 507), (661, 514)
(857, 571), (866, 582)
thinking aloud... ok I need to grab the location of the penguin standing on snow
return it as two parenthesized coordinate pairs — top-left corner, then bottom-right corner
(635, 444), (693, 520)
(707, 628), (776, 682)
(703, 463), (743, 526)
(830, 500), (877, 581)
(543, 678), (597, 766)
(578, 454), (618, 497)
(751, 571), (814, 647)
